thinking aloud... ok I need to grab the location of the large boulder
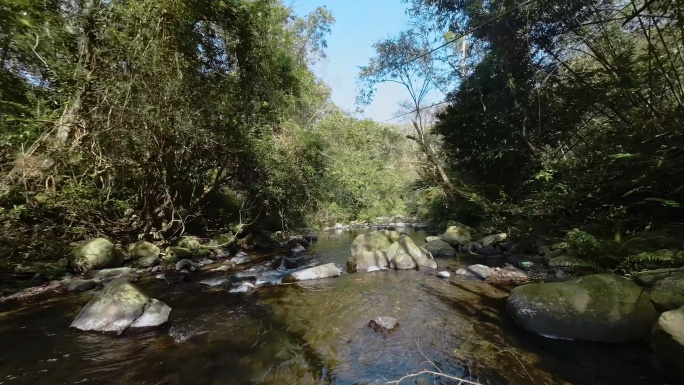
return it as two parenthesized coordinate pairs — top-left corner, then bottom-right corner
(70, 238), (122, 273)
(70, 277), (171, 334)
(423, 240), (456, 257)
(128, 241), (160, 260)
(386, 235), (437, 270)
(347, 230), (399, 272)
(651, 275), (684, 312)
(347, 250), (389, 273)
(507, 274), (658, 342)
(442, 224), (472, 247)
(651, 306), (684, 383)
(282, 263), (342, 283)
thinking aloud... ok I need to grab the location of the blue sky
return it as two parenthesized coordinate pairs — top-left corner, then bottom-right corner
(292, 0), (436, 122)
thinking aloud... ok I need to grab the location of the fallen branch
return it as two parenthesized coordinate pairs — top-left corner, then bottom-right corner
(386, 370), (481, 385)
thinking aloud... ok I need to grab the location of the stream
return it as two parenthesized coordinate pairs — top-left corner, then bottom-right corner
(0, 228), (659, 384)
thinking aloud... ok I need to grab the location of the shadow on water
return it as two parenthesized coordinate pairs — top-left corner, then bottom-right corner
(0, 228), (663, 384)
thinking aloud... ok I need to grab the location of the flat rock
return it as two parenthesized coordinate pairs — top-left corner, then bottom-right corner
(199, 277), (228, 287)
(67, 279), (97, 292)
(437, 271), (451, 278)
(129, 299), (171, 328)
(89, 267), (136, 280)
(507, 274), (658, 342)
(282, 263), (342, 283)
(633, 268), (684, 287)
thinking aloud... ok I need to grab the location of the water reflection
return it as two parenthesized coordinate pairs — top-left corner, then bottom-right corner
(0, 228), (660, 385)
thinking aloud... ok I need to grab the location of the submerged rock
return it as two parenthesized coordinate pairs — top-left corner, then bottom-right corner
(651, 305), (684, 383)
(368, 316), (399, 335)
(70, 277), (171, 333)
(282, 263), (342, 283)
(199, 277), (228, 287)
(70, 238), (122, 273)
(230, 282), (256, 293)
(507, 274), (658, 342)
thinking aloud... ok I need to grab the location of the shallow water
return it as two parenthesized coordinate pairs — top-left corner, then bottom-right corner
(0, 229), (661, 384)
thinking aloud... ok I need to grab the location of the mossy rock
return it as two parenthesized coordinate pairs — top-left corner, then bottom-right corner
(164, 247), (193, 262)
(507, 274), (658, 342)
(178, 236), (202, 250)
(70, 238), (123, 273)
(128, 241), (160, 260)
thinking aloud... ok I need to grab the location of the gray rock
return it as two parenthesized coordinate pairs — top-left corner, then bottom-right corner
(155, 273), (166, 280)
(507, 274), (658, 342)
(651, 306), (684, 383)
(386, 235), (437, 270)
(423, 240), (456, 257)
(175, 259), (194, 271)
(70, 238), (121, 273)
(347, 230), (399, 272)
(138, 256), (160, 268)
(89, 267), (136, 280)
(199, 277), (229, 287)
(425, 236), (442, 243)
(475, 244), (499, 256)
(67, 279), (97, 292)
(437, 271), (451, 278)
(633, 268), (684, 287)
(651, 276), (684, 312)
(230, 251), (250, 265)
(368, 316), (399, 334)
(548, 256), (592, 268)
(282, 263), (342, 283)
(70, 277), (170, 333)
(129, 299), (171, 328)
(128, 241), (160, 260)
(456, 264), (494, 280)
(479, 233), (507, 247)
(545, 249), (566, 259)
(230, 282), (256, 293)
(150, 266), (160, 273)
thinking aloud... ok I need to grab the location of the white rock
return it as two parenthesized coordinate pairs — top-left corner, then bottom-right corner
(437, 271), (451, 278)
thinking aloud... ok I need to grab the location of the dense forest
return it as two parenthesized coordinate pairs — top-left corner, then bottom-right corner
(1, 0), (683, 267)
(0, 0), (421, 263)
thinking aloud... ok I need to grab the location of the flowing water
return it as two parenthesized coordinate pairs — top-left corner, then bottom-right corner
(0, 229), (660, 385)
